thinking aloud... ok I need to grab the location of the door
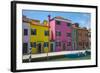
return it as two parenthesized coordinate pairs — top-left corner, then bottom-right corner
(37, 43), (42, 53)
(74, 42), (75, 50)
(63, 43), (66, 51)
(23, 43), (28, 54)
(50, 43), (54, 52)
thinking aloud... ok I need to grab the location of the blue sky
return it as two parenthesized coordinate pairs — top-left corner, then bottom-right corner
(22, 10), (91, 29)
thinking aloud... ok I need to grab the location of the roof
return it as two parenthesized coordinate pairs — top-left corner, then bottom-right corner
(30, 22), (50, 28)
(55, 16), (71, 21)
(50, 16), (72, 22)
(76, 27), (89, 31)
(22, 15), (40, 23)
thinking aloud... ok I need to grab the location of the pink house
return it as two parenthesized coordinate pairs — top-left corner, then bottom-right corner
(49, 15), (73, 52)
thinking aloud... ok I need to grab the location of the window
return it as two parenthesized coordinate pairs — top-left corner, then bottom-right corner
(86, 42), (89, 47)
(44, 42), (48, 47)
(67, 23), (71, 27)
(56, 31), (61, 36)
(31, 28), (36, 35)
(83, 42), (85, 48)
(88, 33), (91, 37)
(67, 33), (71, 37)
(23, 43), (28, 54)
(24, 29), (28, 35)
(56, 21), (61, 25)
(44, 30), (49, 36)
(30, 42), (33, 47)
(79, 42), (82, 46)
(30, 42), (36, 48)
(79, 33), (82, 36)
(56, 42), (61, 46)
(67, 42), (71, 46)
(33, 42), (36, 48)
(85, 33), (88, 37)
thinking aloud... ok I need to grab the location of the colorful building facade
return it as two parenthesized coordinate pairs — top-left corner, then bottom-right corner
(30, 20), (50, 54)
(22, 15), (91, 55)
(77, 27), (90, 50)
(22, 16), (30, 55)
(88, 29), (91, 49)
(72, 23), (79, 50)
(49, 16), (73, 52)
(22, 16), (50, 54)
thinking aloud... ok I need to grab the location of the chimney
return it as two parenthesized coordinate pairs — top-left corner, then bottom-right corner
(48, 15), (51, 22)
(74, 23), (79, 27)
(83, 27), (87, 30)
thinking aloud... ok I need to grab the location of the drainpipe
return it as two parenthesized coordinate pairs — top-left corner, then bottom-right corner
(29, 21), (32, 62)
(47, 15), (51, 60)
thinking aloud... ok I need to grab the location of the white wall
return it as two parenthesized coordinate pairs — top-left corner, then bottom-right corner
(0, 0), (99, 73)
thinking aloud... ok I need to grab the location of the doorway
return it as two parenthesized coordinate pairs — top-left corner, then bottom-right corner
(63, 43), (66, 51)
(50, 43), (54, 52)
(37, 43), (42, 53)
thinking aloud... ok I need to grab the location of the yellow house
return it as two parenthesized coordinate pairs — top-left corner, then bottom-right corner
(29, 20), (50, 54)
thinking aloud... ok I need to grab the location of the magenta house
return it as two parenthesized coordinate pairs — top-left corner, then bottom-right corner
(49, 15), (73, 52)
